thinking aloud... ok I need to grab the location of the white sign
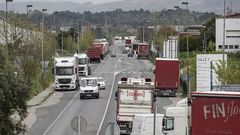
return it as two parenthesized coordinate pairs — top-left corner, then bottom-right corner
(196, 54), (227, 92)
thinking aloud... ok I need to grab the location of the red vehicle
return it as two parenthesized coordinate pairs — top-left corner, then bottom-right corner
(137, 43), (150, 59)
(162, 91), (240, 135)
(92, 43), (105, 59)
(87, 47), (101, 63)
(125, 39), (132, 47)
(191, 91), (240, 135)
(154, 58), (179, 96)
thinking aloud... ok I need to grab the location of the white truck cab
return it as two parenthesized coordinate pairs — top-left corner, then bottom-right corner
(74, 53), (91, 76)
(131, 114), (164, 135)
(79, 77), (100, 99)
(162, 98), (189, 135)
(53, 57), (79, 90)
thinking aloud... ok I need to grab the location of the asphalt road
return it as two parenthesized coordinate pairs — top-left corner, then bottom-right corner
(27, 40), (177, 135)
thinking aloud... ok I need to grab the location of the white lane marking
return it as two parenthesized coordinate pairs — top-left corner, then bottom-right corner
(96, 58), (120, 135)
(42, 90), (79, 135)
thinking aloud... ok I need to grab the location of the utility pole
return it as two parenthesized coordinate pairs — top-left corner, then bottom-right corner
(182, 1), (190, 98)
(222, 0), (226, 86)
(41, 8), (47, 80)
(5, 0), (13, 65)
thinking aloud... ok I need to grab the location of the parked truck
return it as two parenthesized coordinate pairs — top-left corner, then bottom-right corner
(53, 57), (79, 90)
(162, 91), (240, 135)
(87, 47), (101, 63)
(155, 58), (179, 96)
(74, 53), (91, 76)
(137, 43), (150, 59)
(115, 77), (155, 134)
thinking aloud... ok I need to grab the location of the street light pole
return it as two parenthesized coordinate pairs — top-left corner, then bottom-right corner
(41, 8), (47, 80)
(182, 2), (190, 98)
(78, 20), (80, 53)
(174, 6), (180, 58)
(222, 0), (226, 86)
(26, 4), (32, 18)
(26, 5), (32, 42)
(5, 0), (13, 64)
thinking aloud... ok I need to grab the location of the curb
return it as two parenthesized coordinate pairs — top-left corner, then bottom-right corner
(27, 84), (55, 107)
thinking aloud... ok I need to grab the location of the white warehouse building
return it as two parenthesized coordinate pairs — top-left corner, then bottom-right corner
(216, 18), (240, 52)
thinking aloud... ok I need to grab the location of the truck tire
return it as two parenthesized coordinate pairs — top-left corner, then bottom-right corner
(88, 69), (91, 75)
(80, 94), (84, 99)
(98, 59), (101, 63)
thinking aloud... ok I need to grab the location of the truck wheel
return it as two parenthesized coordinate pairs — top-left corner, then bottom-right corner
(98, 59), (101, 63)
(88, 68), (91, 75)
(80, 94), (83, 99)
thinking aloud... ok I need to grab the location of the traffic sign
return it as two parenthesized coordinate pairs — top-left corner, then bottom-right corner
(71, 115), (88, 134)
(105, 122), (120, 135)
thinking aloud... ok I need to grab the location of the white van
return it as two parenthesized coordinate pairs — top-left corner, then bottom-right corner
(131, 114), (164, 135)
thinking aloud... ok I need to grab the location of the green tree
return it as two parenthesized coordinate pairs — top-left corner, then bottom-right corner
(0, 47), (31, 135)
(215, 54), (240, 84)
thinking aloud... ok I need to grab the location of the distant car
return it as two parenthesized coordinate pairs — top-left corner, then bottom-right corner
(111, 52), (117, 57)
(128, 53), (133, 57)
(122, 49), (128, 53)
(97, 77), (106, 89)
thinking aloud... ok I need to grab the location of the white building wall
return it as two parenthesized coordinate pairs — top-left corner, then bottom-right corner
(216, 18), (240, 52)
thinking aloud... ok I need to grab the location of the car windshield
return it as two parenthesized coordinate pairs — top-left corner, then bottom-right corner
(80, 79), (97, 87)
(56, 67), (74, 75)
(97, 78), (104, 82)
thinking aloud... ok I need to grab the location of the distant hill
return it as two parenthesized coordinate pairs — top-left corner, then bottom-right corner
(1, 0), (239, 14)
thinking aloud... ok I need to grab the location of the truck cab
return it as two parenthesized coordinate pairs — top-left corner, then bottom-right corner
(74, 53), (91, 76)
(162, 107), (188, 135)
(53, 57), (79, 90)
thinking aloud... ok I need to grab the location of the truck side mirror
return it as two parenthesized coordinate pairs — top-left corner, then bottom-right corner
(115, 92), (118, 100)
(52, 68), (55, 74)
(75, 68), (77, 74)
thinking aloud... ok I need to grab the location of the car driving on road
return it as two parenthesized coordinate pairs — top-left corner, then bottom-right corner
(97, 77), (106, 90)
(79, 77), (100, 99)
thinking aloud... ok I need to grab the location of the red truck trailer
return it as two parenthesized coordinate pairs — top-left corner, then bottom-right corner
(155, 58), (179, 96)
(92, 43), (105, 59)
(191, 91), (240, 135)
(137, 43), (150, 59)
(87, 47), (101, 63)
(162, 91), (240, 135)
(125, 39), (132, 47)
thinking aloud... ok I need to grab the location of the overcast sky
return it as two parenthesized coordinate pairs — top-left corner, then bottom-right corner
(2, 0), (122, 4)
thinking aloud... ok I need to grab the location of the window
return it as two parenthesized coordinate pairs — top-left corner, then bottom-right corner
(235, 45), (239, 49)
(219, 45), (223, 49)
(229, 45), (234, 49)
(225, 45), (228, 49)
(162, 116), (174, 131)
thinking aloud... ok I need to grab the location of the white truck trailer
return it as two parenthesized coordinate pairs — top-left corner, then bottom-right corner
(115, 77), (154, 134)
(53, 57), (79, 90)
(74, 53), (91, 76)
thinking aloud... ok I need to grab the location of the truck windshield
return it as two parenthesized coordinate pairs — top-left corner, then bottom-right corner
(79, 58), (87, 64)
(56, 67), (74, 75)
(80, 79), (97, 87)
(79, 67), (85, 71)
